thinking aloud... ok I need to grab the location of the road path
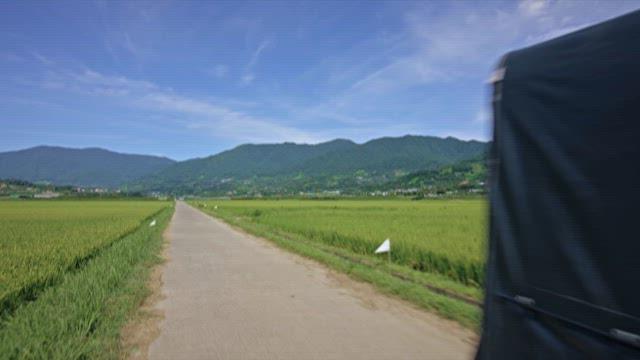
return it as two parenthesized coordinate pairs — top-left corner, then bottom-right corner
(148, 201), (476, 360)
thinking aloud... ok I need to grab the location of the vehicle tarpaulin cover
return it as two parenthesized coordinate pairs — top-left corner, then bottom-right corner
(476, 10), (640, 359)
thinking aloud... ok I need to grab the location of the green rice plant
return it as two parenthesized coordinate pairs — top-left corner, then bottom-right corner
(0, 200), (169, 319)
(0, 204), (174, 359)
(192, 199), (487, 286)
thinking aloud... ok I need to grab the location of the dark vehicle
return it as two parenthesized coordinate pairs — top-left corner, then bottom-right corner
(477, 10), (640, 359)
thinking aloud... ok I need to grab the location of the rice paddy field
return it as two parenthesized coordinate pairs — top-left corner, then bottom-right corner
(0, 200), (168, 315)
(0, 200), (173, 358)
(192, 199), (488, 287)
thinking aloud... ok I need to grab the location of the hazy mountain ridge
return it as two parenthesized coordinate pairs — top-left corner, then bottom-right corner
(132, 135), (488, 194)
(166, 138), (358, 179)
(294, 136), (486, 175)
(0, 136), (488, 194)
(0, 146), (176, 188)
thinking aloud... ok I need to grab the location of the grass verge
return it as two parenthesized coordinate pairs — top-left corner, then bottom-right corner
(0, 204), (174, 359)
(194, 204), (482, 331)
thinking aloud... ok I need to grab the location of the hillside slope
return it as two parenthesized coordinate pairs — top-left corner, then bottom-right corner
(0, 146), (176, 188)
(376, 156), (487, 194)
(134, 135), (487, 194)
(295, 136), (486, 175)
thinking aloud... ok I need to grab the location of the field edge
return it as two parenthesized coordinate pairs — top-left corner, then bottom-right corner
(119, 207), (174, 360)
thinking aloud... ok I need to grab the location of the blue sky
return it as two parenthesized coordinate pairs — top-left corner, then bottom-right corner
(1, 0), (638, 160)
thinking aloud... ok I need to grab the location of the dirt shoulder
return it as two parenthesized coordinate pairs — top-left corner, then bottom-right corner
(120, 214), (174, 360)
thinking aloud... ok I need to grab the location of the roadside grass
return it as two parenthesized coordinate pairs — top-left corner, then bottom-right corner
(194, 203), (482, 330)
(0, 204), (174, 359)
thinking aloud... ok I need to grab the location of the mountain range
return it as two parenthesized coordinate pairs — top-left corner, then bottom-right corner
(0, 135), (488, 194)
(0, 146), (175, 188)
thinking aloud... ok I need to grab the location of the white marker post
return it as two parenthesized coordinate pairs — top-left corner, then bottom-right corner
(149, 219), (156, 227)
(375, 238), (391, 263)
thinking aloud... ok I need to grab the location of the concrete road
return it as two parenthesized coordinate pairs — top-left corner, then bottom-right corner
(148, 201), (476, 360)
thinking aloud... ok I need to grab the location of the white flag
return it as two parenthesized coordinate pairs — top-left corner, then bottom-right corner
(149, 219), (156, 227)
(375, 239), (390, 254)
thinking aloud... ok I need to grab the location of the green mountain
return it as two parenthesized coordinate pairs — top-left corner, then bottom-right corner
(131, 139), (358, 193)
(376, 156), (487, 195)
(0, 136), (487, 195)
(133, 135), (488, 195)
(297, 136), (486, 175)
(0, 146), (176, 188)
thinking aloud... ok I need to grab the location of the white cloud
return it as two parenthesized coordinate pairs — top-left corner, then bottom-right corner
(123, 32), (140, 56)
(240, 73), (255, 85)
(247, 39), (271, 69)
(342, 5), (513, 97)
(322, 0), (640, 136)
(474, 109), (491, 124)
(139, 93), (319, 143)
(206, 64), (228, 78)
(518, 0), (549, 17)
(75, 69), (157, 90)
(350, 57), (448, 94)
(44, 69), (158, 95)
(39, 68), (320, 144)
(31, 51), (54, 66)
(345, 1), (640, 99)
(276, 1), (638, 146)
(21, 2), (640, 147)
(241, 39), (272, 85)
